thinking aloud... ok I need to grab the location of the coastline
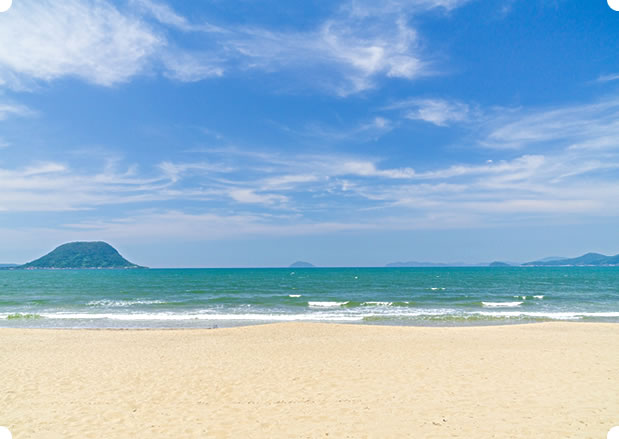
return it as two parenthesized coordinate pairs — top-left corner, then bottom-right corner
(1, 322), (618, 438)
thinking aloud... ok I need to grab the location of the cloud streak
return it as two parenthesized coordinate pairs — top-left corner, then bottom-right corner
(4, 135), (618, 231)
(480, 98), (619, 150)
(385, 98), (471, 126)
(0, 101), (33, 120)
(0, 0), (468, 94)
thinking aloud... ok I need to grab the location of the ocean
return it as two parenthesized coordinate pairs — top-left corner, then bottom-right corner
(0, 267), (618, 328)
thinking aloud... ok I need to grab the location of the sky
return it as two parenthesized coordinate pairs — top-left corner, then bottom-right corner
(0, 0), (618, 267)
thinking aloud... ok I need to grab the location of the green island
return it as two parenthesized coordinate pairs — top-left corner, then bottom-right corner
(18, 242), (145, 269)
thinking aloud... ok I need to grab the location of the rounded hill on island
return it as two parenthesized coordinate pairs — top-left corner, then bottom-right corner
(20, 241), (144, 269)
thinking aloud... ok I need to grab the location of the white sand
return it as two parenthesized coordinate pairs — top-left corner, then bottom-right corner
(1, 322), (618, 438)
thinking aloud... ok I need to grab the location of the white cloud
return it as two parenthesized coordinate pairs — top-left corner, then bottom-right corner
(138, 0), (429, 92)
(0, 0), (162, 88)
(226, 8), (427, 95)
(262, 174), (320, 190)
(385, 98), (471, 126)
(0, 102), (33, 119)
(4, 90), (619, 231)
(129, 0), (224, 33)
(228, 189), (288, 205)
(597, 73), (619, 83)
(3, 137), (619, 238)
(336, 160), (416, 178)
(129, 0), (192, 31)
(408, 99), (469, 126)
(56, 210), (379, 243)
(293, 116), (394, 143)
(0, 161), (173, 212)
(481, 98), (619, 150)
(158, 161), (233, 182)
(22, 162), (67, 176)
(0, 0), (470, 93)
(347, 0), (467, 17)
(161, 51), (224, 81)
(411, 155), (545, 180)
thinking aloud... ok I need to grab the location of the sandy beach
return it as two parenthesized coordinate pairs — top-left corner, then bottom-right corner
(1, 322), (618, 438)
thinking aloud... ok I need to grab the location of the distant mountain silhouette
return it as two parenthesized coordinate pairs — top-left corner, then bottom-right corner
(20, 242), (144, 269)
(387, 261), (453, 267)
(289, 261), (315, 268)
(535, 256), (567, 262)
(523, 252), (619, 266)
(385, 261), (487, 267)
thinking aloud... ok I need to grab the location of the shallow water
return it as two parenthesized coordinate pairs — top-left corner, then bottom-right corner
(0, 267), (617, 328)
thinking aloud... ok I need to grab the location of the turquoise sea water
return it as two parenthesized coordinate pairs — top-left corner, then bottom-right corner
(0, 267), (618, 328)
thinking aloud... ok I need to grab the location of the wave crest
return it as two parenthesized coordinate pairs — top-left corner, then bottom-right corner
(482, 301), (523, 308)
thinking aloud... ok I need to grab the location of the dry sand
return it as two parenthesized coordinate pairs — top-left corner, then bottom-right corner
(1, 322), (618, 438)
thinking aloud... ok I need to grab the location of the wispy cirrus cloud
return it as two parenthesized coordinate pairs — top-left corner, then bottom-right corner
(386, 93), (619, 151)
(161, 50), (224, 81)
(225, 15), (423, 95)
(0, 0), (162, 88)
(286, 116), (394, 143)
(596, 73), (619, 83)
(0, 0), (469, 95)
(57, 210), (380, 243)
(214, 0), (469, 95)
(129, 0), (223, 33)
(480, 97), (619, 150)
(0, 161), (174, 212)
(0, 101), (34, 120)
(4, 84), (619, 236)
(385, 98), (472, 126)
(346, 0), (466, 17)
(2, 138), (618, 243)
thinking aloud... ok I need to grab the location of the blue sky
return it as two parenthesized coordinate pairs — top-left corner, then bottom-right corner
(0, 0), (618, 267)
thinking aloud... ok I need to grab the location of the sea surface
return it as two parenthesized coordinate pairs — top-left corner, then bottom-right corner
(0, 267), (618, 328)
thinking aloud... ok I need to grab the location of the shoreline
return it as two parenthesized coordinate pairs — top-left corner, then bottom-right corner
(2, 318), (619, 330)
(2, 316), (619, 330)
(1, 322), (618, 438)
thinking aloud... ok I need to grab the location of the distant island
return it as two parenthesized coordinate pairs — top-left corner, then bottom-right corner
(385, 261), (485, 267)
(533, 257), (567, 263)
(3, 246), (617, 269)
(18, 242), (145, 269)
(289, 261), (315, 268)
(523, 253), (619, 266)
(386, 252), (619, 267)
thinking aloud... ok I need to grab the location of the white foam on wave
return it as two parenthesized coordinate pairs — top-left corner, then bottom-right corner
(430, 287), (445, 291)
(308, 301), (348, 308)
(482, 301), (523, 308)
(362, 301), (393, 306)
(533, 295), (544, 299)
(21, 312), (362, 322)
(288, 294), (302, 298)
(87, 299), (166, 307)
(4, 309), (619, 324)
(477, 311), (619, 320)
